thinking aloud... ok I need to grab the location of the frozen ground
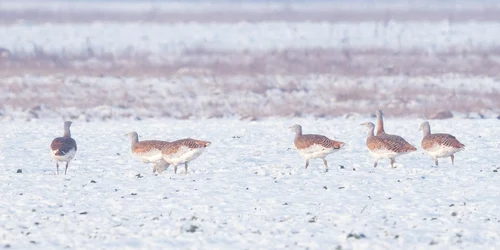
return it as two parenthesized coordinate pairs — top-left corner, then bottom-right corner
(1, 1), (499, 249)
(2, 21), (499, 55)
(2, 6), (499, 78)
(1, 74), (499, 120)
(0, 117), (499, 249)
(2, 1), (499, 14)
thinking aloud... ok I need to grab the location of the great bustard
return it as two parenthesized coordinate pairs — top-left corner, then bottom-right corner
(419, 121), (464, 166)
(161, 138), (211, 175)
(125, 132), (170, 173)
(361, 110), (416, 168)
(289, 124), (345, 172)
(50, 121), (77, 175)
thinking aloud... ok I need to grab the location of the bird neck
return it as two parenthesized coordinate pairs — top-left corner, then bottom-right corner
(63, 125), (71, 137)
(376, 115), (385, 135)
(130, 134), (139, 148)
(422, 125), (431, 137)
(295, 127), (302, 139)
(367, 127), (374, 137)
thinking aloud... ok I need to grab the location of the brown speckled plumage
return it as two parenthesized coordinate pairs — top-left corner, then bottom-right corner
(290, 124), (344, 172)
(50, 121), (77, 175)
(367, 133), (417, 153)
(362, 114), (416, 168)
(161, 138), (211, 174)
(126, 132), (170, 173)
(50, 137), (77, 156)
(421, 134), (464, 150)
(132, 140), (170, 154)
(161, 139), (211, 155)
(420, 121), (464, 166)
(294, 134), (344, 150)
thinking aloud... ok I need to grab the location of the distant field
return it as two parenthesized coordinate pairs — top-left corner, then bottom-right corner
(1, 48), (499, 77)
(1, 1), (499, 119)
(1, 21), (499, 78)
(0, 74), (498, 120)
(3, 8), (500, 23)
(1, 1), (500, 23)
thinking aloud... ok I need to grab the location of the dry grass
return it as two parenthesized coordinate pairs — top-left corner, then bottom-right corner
(1, 74), (499, 120)
(1, 5), (499, 119)
(1, 47), (500, 77)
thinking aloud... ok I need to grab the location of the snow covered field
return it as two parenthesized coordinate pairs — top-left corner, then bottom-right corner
(2, 21), (499, 55)
(1, 1), (500, 248)
(0, 117), (499, 249)
(2, 1), (498, 13)
(1, 74), (499, 120)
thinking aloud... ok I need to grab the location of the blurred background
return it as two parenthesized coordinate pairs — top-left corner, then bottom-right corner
(0, 0), (499, 121)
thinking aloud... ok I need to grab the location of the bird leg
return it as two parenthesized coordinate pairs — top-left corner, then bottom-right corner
(152, 162), (158, 173)
(305, 160), (309, 169)
(64, 162), (69, 175)
(322, 159), (329, 172)
(435, 158), (439, 166)
(390, 158), (396, 168)
(56, 162), (59, 175)
(184, 163), (189, 175)
(174, 165), (178, 174)
(451, 155), (455, 165)
(155, 160), (169, 174)
(373, 160), (378, 168)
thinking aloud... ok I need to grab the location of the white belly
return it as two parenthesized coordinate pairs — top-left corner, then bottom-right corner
(297, 144), (336, 160)
(425, 145), (461, 159)
(133, 149), (163, 163)
(51, 149), (76, 162)
(369, 149), (408, 160)
(162, 146), (206, 166)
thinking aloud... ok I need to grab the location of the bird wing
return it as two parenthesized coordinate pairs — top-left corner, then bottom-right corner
(51, 137), (77, 155)
(367, 133), (416, 153)
(162, 138), (210, 155)
(295, 134), (343, 150)
(422, 133), (464, 149)
(133, 140), (169, 153)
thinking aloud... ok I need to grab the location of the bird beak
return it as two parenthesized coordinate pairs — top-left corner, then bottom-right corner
(124, 133), (129, 137)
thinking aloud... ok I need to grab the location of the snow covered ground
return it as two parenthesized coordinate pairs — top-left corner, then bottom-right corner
(1, 74), (499, 120)
(0, 117), (499, 249)
(1, 1), (499, 248)
(2, 21), (499, 55)
(3, 1), (498, 14)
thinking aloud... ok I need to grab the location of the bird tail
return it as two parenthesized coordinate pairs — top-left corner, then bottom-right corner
(335, 141), (345, 149)
(196, 140), (211, 147)
(54, 149), (66, 156)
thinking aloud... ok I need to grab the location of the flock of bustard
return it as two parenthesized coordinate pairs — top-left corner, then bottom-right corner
(50, 110), (464, 175)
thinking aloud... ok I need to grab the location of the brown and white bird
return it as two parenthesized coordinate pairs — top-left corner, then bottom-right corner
(161, 138), (211, 174)
(289, 124), (345, 172)
(419, 121), (464, 166)
(50, 121), (77, 175)
(361, 110), (417, 168)
(125, 132), (170, 173)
